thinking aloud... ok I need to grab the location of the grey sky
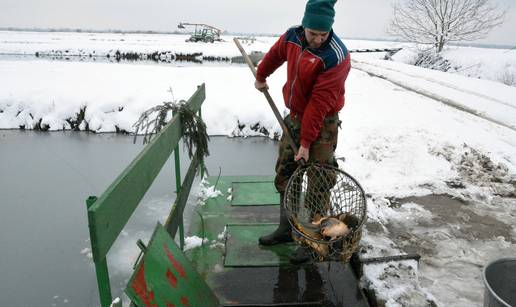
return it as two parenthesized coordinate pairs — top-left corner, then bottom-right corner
(1, 0), (515, 45)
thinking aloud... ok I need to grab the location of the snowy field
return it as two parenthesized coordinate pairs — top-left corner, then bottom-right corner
(1, 31), (515, 306)
(391, 46), (516, 87)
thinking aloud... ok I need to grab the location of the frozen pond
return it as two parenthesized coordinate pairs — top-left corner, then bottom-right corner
(0, 130), (277, 306)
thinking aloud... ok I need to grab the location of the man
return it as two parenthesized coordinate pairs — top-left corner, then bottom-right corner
(254, 0), (351, 263)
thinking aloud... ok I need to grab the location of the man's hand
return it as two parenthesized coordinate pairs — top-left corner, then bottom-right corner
(294, 145), (309, 162)
(254, 80), (269, 92)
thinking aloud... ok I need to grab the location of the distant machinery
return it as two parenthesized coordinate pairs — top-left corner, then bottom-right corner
(178, 22), (223, 43)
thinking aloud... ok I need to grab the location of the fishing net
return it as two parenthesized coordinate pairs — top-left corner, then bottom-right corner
(284, 163), (367, 262)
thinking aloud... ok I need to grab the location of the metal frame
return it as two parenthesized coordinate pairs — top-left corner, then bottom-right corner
(86, 84), (206, 307)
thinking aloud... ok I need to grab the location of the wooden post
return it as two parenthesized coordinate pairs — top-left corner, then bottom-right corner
(87, 196), (112, 307)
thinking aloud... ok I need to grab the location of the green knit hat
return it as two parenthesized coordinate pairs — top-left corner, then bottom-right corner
(302, 0), (337, 32)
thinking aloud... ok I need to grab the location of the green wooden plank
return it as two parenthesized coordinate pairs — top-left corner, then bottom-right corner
(198, 175), (276, 210)
(210, 175), (276, 183)
(126, 223), (219, 307)
(224, 224), (297, 267)
(88, 84), (205, 263)
(87, 196), (113, 307)
(165, 154), (199, 238)
(94, 258), (113, 307)
(231, 181), (279, 206)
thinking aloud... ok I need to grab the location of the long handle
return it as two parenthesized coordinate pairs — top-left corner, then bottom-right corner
(233, 38), (301, 157)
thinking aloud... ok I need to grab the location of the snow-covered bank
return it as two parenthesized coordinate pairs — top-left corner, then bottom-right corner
(352, 54), (516, 131)
(0, 31), (277, 58)
(391, 46), (516, 87)
(0, 31), (403, 59)
(0, 60), (285, 137)
(1, 31), (515, 135)
(1, 54), (516, 135)
(342, 68), (516, 306)
(3, 29), (514, 85)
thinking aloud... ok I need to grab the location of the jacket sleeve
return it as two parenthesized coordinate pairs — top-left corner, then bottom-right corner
(256, 32), (288, 82)
(300, 54), (351, 148)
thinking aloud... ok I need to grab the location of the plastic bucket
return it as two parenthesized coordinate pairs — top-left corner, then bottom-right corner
(483, 258), (516, 307)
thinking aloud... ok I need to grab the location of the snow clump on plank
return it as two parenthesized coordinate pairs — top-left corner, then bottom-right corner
(197, 178), (223, 205)
(184, 235), (208, 251)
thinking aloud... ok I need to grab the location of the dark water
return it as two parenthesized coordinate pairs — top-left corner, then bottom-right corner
(0, 131), (277, 307)
(0, 53), (243, 67)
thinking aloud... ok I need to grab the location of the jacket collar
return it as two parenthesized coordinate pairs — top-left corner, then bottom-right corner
(295, 26), (334, 51)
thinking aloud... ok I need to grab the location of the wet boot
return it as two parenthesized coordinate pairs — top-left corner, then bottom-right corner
(259, 193), (293, 246)
(290, 246), (311, 265)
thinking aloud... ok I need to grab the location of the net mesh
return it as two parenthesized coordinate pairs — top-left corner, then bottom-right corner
(284, 164), (367, 262)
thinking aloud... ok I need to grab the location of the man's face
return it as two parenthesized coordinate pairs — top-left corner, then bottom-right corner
(304, 28), (330, 49)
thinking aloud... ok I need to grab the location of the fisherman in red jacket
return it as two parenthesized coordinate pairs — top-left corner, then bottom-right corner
(255, 0), (351, 263)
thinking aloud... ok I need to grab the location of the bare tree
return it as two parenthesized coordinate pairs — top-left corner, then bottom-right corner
(389, 0), (506, 53)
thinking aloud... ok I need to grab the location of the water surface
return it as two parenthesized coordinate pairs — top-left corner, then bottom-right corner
(0, 130), (277, 306)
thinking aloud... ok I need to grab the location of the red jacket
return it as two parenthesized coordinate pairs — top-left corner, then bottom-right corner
(256, 26), (351, 148)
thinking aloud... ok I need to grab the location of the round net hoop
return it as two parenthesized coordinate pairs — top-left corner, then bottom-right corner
(284, 163), (367, 262)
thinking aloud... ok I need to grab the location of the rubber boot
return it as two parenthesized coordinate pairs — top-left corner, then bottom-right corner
(259, 193), (293, 245)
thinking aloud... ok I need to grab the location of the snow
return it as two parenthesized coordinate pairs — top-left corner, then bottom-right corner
(343, 66), (515, 305)
(1, 30), (515, 307)
(110, 297), (121, 307)
(80, 247), (93, 259)
(0, 30), (277, 58)
(352, 54), (516, 130)
(0, 31), (403, 59)
(183, 235), (208, 251)
(361, 260), (437, 307)
(0, 59), (288, 135)
(217, 226), (227, 241)
(391, 46), (516, 86)
(226, 187), (233, 201)
(197, 179), (224, 206)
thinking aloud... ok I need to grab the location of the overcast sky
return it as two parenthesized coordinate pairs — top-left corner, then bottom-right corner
(1, 0), (515, 45)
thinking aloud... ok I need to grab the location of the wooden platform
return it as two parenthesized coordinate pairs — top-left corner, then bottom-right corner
(185, 175), (369, 306)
